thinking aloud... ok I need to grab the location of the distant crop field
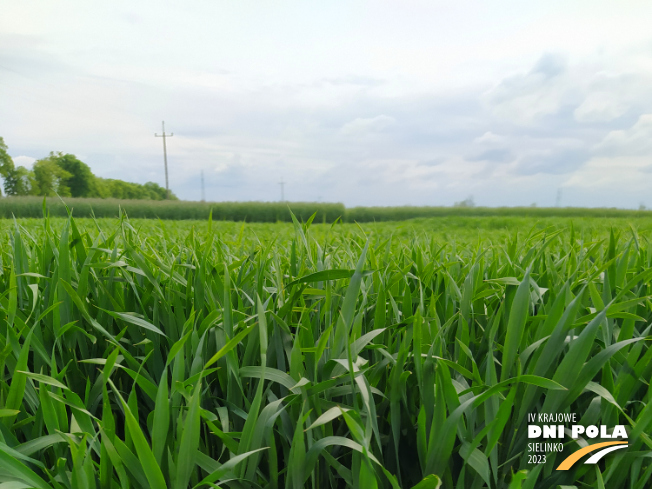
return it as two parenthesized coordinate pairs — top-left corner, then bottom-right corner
(0, 197), (346, 222)
(3, 195), (652, 223)
(0, 215), (650, 488)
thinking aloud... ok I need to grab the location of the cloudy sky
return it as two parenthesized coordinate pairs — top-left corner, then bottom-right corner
(2, 1), (652, 207)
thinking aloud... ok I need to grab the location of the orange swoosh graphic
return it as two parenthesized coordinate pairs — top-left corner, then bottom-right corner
(556, 441), (628, 470)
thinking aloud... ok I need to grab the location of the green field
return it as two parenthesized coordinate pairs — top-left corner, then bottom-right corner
(0, 215), (651, 488)
(3, 195), (652, 223)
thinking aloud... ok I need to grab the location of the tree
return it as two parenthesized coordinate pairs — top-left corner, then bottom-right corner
(0, 137), (34, 196)
(0, 137), (11, 174)
(0, 137), (12, 196)
(453, 195), (475, 208)
(144, 181), (176, 200)
(3, 166), (34, 196)
(1, 140), (179, 200)
(51, 152), (95, 197)
(33, 156), (72, 196)
(94, 178), (177, 200)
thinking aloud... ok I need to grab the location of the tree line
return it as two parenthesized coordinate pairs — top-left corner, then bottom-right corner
(0, 137), (177, 200)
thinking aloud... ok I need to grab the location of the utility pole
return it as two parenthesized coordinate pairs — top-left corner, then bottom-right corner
(201, 170), (205, 202)
(279, 177), (285, 202)
(154, 121), (173, 199)
(555, 188), (562, 207)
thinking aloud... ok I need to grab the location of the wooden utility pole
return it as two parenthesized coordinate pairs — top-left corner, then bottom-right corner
(155, 121), (173, 199)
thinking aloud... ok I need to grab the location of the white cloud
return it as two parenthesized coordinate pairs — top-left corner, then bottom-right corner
(595, 114), (652, 156)
(572, 72), (652, 123)
(564, 156), (652, 190)
(12, 156), (36, 168)
(3, 2), (652, 207)
(482, 54), (573, 124)
(515, 146), (589, 175)
(340, 115), (396, 137)
(473, 131), (505, 145)
(468, 131), (513, 163)
(574, 91), (630, 122)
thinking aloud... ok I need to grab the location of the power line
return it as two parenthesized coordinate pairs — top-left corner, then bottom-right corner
(154, 121), (173, 199)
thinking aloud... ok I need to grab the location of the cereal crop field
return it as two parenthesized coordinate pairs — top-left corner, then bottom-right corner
(0, 214), (651, 488)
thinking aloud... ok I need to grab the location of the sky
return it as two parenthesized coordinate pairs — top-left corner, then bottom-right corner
(2, 1), (652, 208)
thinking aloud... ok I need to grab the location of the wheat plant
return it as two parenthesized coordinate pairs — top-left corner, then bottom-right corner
(0, 211), (650, 488)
